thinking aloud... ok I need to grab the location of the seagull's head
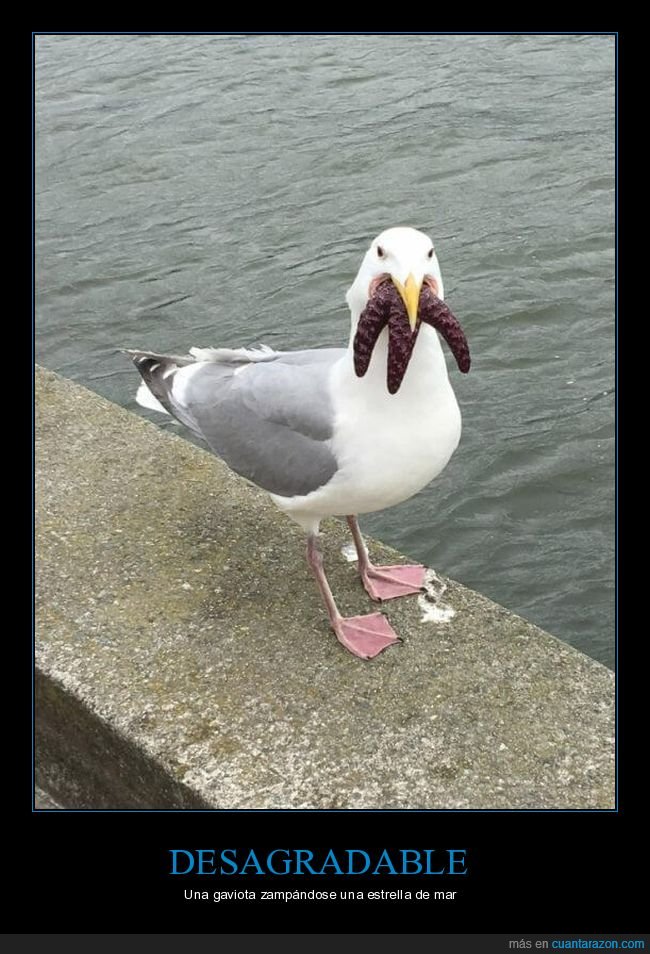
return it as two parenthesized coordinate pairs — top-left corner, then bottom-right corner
(346, 226), (444, 330)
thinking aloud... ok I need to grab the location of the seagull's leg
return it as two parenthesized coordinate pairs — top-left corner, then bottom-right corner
(347, 515), (426, 601)
(306, 534), (400, 660)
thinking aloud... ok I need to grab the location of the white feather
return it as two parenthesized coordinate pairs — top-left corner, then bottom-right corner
(136, 382), (169, 414)
(189, 344), (278, 363)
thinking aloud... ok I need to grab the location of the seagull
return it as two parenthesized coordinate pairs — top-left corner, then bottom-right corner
(125, 226), (470, 660)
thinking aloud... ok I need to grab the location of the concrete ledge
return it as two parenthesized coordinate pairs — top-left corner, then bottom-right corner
(35, 367), (615, 809)
(35, 787), (62, 810)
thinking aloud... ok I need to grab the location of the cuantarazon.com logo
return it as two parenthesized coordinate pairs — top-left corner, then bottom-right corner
(543, 942), (643, 950)
(510, 941), (645, 950)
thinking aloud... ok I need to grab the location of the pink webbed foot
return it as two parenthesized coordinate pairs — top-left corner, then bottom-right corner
(333, 612), (401, 660)
(361, 563), (427, 601)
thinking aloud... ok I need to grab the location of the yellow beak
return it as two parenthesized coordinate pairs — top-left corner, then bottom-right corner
(391, 273), (422, 331)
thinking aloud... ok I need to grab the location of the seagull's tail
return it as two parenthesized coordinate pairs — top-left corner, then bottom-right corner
(123, 343), (281, 433)
(121, 349), (195, 421)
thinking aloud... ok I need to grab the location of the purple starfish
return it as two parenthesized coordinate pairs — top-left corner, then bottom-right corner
(354, 280), (470, 393)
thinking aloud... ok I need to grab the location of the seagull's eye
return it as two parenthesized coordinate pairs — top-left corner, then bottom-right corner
(427, 247), (435, 259)
(376, 245), (385, 259)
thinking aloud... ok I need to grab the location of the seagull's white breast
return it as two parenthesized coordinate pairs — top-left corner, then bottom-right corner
(273, 325), (461, 528)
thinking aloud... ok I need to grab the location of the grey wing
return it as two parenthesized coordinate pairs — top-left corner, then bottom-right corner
(130, 348), (344, 498)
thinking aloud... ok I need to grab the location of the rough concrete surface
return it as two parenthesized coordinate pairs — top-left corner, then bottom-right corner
(35, 367), (615, 809)
(35, 787), (61, 810)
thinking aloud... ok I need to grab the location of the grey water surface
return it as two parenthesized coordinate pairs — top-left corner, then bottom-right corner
(35, 34), (615, 667)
